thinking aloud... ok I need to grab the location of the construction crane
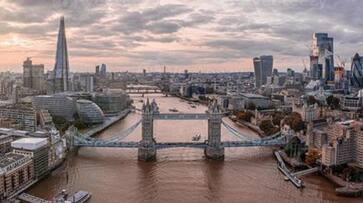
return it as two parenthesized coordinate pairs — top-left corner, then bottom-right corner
(324, 49), (346, 68)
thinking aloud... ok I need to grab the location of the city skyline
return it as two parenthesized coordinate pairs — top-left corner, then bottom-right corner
(1, 0), (363, 73)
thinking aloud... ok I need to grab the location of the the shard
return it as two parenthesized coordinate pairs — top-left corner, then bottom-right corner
(53, 16), (70, 93)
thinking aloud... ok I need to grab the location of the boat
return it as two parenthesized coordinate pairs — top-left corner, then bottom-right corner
(191, 105), (197, 108)
(55, 190), (92, 203)
(67, 191), (92, 203)
(192, 134), (201, 141)
(336, 186), (363, 197)
(169, 108), (178, 112)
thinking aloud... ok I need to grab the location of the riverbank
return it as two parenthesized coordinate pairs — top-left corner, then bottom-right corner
(279, 150), (307, 169)
(6, 109), (131, 201)
(82, 108), (131, 138)
(322, 172), (363, 197)
(229, 117), (265, 137)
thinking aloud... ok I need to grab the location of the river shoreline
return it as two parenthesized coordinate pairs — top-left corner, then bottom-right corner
(25, 95), (363, 203)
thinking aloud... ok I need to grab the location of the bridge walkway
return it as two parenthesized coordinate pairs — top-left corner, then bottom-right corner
(274, 151), (303, 188)
(292, 167), (319, 177)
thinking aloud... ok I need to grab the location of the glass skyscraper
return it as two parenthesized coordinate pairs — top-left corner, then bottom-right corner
(253, 55), (273, 88)
(53, 17), (70, 93)
(351, 53), (363, 88)
(310, 33), (334, 81)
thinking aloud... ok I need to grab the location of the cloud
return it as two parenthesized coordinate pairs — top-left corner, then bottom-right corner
(1, 0), (363, 72)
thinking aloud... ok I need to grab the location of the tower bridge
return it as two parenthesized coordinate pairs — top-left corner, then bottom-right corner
(67, 99), (289, 161)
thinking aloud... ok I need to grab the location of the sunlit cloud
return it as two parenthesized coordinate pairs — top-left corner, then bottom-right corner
(0, 0), (363, 72)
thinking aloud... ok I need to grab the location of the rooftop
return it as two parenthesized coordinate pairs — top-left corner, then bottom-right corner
(240, 93), (268, 99)
(0, 153), (26, 169)
(11, 137), (48, 150)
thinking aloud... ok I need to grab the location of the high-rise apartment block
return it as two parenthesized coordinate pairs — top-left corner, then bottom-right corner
(23, 57), (44, 91)
(310, 33), (334, 81)
(253, 55), (273, 88)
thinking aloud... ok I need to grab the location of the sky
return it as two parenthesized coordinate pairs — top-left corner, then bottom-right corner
(1, 0), (363, 73)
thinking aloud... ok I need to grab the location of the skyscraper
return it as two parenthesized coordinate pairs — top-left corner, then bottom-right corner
(310, 33), (334, 81)
(351, 53), (363, 88)
(253, 55), (273, 88)
(23, 57), (44, 91)
(53, 17), (70, 93)
(100, 64), (107, 77)
(95, 64), (107, 77)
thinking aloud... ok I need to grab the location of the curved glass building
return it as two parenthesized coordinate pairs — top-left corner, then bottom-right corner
(76, 100), (104, 124)
(351, 53), (363, 88)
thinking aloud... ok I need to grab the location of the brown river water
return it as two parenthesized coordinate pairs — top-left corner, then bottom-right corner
(28, 95), (363, 203)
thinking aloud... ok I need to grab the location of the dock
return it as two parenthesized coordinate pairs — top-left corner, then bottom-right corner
(292, 167), (319, 177)
(274, 151), (304, 188)
(17, 193), (51, 203)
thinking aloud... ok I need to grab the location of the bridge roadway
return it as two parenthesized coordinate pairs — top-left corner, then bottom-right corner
(74, 139), (286, 149)
(154, 113), (210, 120)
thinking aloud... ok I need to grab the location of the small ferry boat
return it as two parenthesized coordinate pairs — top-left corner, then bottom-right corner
(169, 108), (178, 112)
(192, 134), (201, 141)
(55, 190), (92, 203)
(67, 191), (92, 203)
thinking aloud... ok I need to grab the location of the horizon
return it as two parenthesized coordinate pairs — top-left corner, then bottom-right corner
(1, 0), (363, 73)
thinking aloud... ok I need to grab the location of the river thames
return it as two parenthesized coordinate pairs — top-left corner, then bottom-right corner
(28, 95), (362, 203)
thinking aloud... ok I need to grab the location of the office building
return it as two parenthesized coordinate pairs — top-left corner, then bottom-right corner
(23, 57), (44, 91)
(76, 100), (104, 124)
(93, 93), (130, 115)
(0, 104), (37, 132)
(100, 64), (107, 77)
(53, 17), (70, 93)
(96, 64), (107, 77)
(33, 94), (76, 121)
(253, 55), (273, 88)
(310, 33), (334, 81)
(0, 135), (12, 156)
(12, 138), (49, 179)
(95, 65), (100, 75)
(351, 53), (363, 88)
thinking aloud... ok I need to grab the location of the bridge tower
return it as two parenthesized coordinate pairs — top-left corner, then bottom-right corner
(65, 125), (77, 150)
(138, 99), (157, 161)
(205, 100), (224, 160)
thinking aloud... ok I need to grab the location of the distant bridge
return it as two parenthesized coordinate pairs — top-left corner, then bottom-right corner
(67, 99), (290, 161)
(126, 85), (162, 94)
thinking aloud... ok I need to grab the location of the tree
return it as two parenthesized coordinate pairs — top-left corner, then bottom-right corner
(236, 111), (254, 122)
(52, 115), (70, 133)
(305, 149), (320, 165)
(284, 112), (305, 132)
(74, 119), (87, 130)
(246, 102), (256, 110)
(307, 96), (318, 105)
(259, 120), (279, 135)
(272, 112), (285, 126)
(326, 95), (340, 109)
